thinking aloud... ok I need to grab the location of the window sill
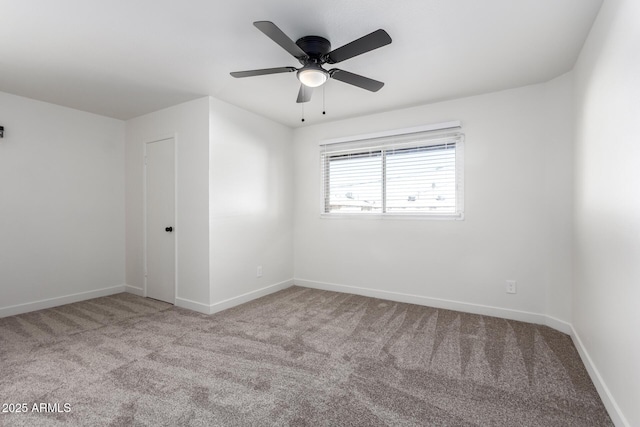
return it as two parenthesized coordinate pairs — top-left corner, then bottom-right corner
(319, 212), (464, 221)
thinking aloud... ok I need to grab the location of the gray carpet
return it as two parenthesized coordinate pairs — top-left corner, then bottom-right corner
(0, 287), (612, 426)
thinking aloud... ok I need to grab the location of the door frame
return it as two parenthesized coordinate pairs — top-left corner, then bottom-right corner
(143, 133), (178, 304)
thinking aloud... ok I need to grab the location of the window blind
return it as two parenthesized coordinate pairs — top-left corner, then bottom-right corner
(320, 128), (464, 218)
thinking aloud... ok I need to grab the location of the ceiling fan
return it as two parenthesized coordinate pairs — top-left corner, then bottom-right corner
(230, 21), (392, 103)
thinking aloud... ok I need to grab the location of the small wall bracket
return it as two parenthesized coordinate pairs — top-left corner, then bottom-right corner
(0, 126), (4, 138)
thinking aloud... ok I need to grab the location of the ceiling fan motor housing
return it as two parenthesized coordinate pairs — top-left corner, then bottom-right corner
(296, 36), (331, 61)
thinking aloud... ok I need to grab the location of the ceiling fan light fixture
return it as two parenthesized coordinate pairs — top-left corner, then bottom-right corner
(297, 66), (329, 88)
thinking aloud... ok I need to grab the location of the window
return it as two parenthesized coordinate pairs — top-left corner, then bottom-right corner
(320, 125), (464, 219)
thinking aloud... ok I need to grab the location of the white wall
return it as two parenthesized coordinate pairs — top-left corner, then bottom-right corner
(572, 0), (640, 424)
(0, 91), (125, 316)
(209, 97), (294, 309)
(293, 74), (574, 326)
(125, 97), (210, 309)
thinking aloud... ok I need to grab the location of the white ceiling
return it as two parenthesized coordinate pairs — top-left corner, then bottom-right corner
(0, 0), (602, 128)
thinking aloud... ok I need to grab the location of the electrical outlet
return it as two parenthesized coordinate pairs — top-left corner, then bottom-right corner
(257, 265), (263, 278)
(506, 280), (517, 294)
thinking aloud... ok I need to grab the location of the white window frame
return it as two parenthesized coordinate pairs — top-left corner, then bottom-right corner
(319, 121), (465, 220)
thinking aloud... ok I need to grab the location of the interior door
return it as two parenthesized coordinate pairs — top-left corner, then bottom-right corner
(145, 137), (175, 303)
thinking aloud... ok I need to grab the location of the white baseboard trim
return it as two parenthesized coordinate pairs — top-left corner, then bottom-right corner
(209, 279), (294, 315)
(175, 279), (294, 315)
(294, 279), (570, 331)
(571, 326), (629, 427)
(0, 284), (127, 318)
(124, 285), (144, 297)
(175, 297), (212, 315)
(544, 314), (573, 335)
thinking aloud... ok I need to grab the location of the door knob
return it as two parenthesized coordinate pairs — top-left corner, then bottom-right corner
(165, 227), (173, 232)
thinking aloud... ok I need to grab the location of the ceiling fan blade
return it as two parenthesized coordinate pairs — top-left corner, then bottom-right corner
(230, 67), (297, 78)
(254, 21), (308, 60)
(325, 29), (392, 64)
(296, 85), (313, 103)
(329, 69), (384, 92)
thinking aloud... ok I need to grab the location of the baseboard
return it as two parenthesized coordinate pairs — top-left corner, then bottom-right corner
(209, 279), (294, 315)
(124, 284), (144, 297)
(544, 314), (572, 335)
(175, 279), (294, 315)
(571, 326), (629, 427)
(175, 297), (212, 315)
(294, 279), (568, 331)
(0, 284), (127, 318)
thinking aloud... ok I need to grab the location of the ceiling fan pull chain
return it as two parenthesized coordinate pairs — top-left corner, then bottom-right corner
(323, 85), (326, 115)
(301, 96), (305, 122)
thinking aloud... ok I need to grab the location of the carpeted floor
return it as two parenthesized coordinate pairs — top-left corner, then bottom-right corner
(0, 286), (612, 426)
